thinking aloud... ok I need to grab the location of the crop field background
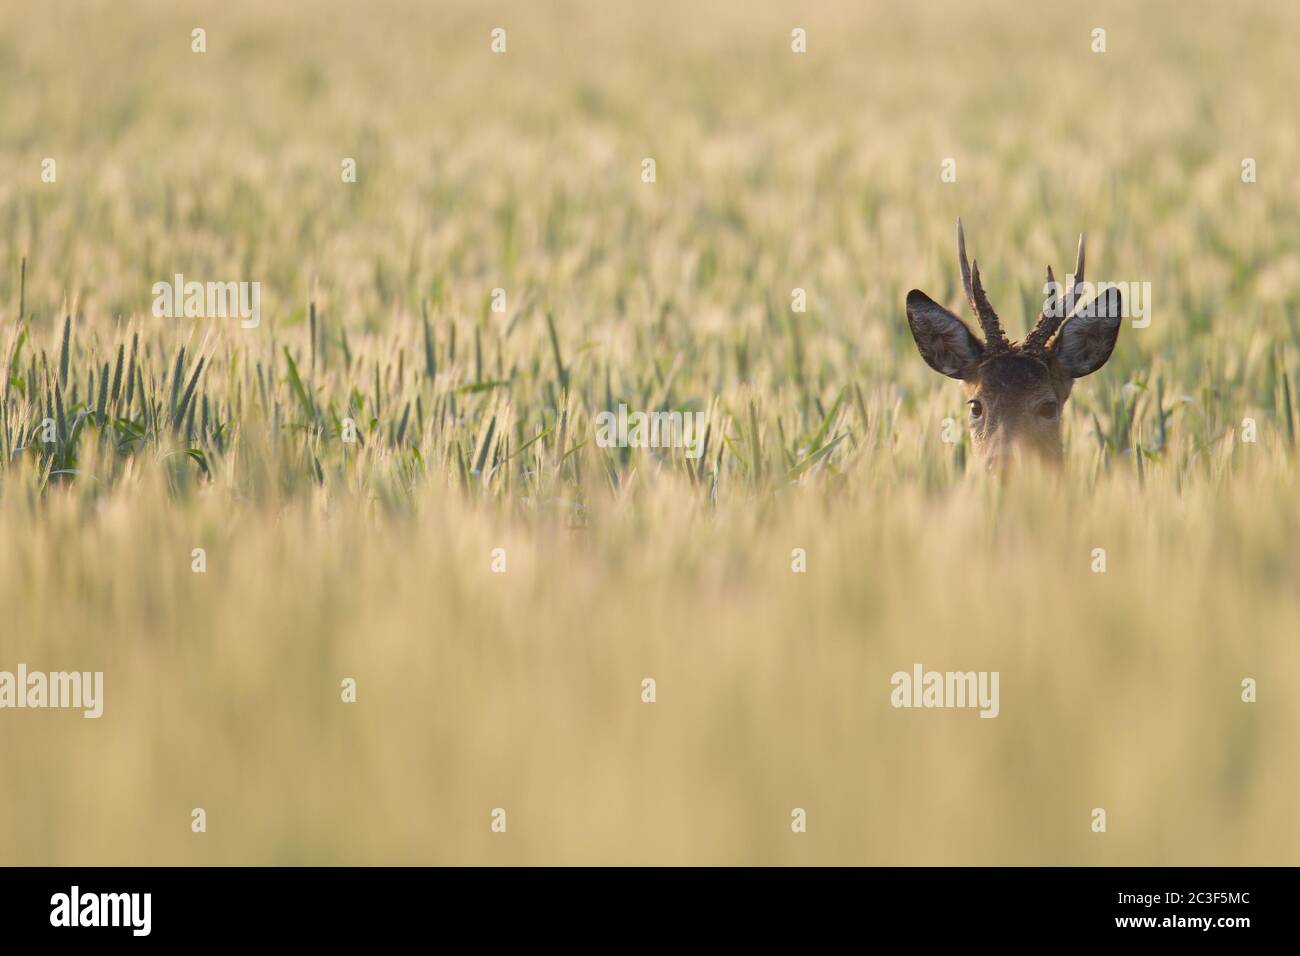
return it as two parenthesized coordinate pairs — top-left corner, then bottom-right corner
(1, 0), (1298, 864)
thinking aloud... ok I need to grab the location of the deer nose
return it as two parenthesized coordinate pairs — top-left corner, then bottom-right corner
(980, 429), (1025, 474)
(984, 450), (1013, 475)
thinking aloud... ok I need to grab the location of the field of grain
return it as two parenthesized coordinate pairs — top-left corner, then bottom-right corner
(1, 0), (1297, 865)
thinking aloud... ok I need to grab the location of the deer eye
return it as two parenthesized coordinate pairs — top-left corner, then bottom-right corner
(967, 399), (983, 419)
(1037, 400), (1059, 420)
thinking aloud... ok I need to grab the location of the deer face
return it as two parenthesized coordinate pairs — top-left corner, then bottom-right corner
(906, 221), (1122, 470)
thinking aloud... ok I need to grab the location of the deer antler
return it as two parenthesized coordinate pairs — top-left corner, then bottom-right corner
(957, 219), (1009, 353)
(1024, 233), (1085, 353)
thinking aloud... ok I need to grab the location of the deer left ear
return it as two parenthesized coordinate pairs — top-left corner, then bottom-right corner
(906, 289), (984, 380)
(1052, 286), (1122, 378)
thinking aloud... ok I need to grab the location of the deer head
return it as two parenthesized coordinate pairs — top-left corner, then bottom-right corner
(906, 220), (1122, 469)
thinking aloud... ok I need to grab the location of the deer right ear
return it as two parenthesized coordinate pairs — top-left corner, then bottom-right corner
(1052, 286), (1123, 378)
(906, 289), (983, 380)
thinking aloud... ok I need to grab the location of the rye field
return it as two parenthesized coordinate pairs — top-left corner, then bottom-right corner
(0, 0), (1298, 865)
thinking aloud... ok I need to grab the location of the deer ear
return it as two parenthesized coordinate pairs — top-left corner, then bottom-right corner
(906, 289), (983, 380)
(1052, 286), (1122, 378)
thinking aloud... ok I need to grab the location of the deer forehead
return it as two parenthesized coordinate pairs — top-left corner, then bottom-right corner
(968, 355), (1063, 405)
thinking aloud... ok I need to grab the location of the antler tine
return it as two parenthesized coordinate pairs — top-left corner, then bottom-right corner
(1044, 264), (1058, 315)
(970, 259), (1009, 351)
(956, 219), (1009, 351)
(1070, 232), (1086, 301)
(956, 218), (977, 315)
(1024, 233), (1087, 352)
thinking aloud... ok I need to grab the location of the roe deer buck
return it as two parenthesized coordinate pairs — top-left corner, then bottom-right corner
(906, 220), (1123, 469)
